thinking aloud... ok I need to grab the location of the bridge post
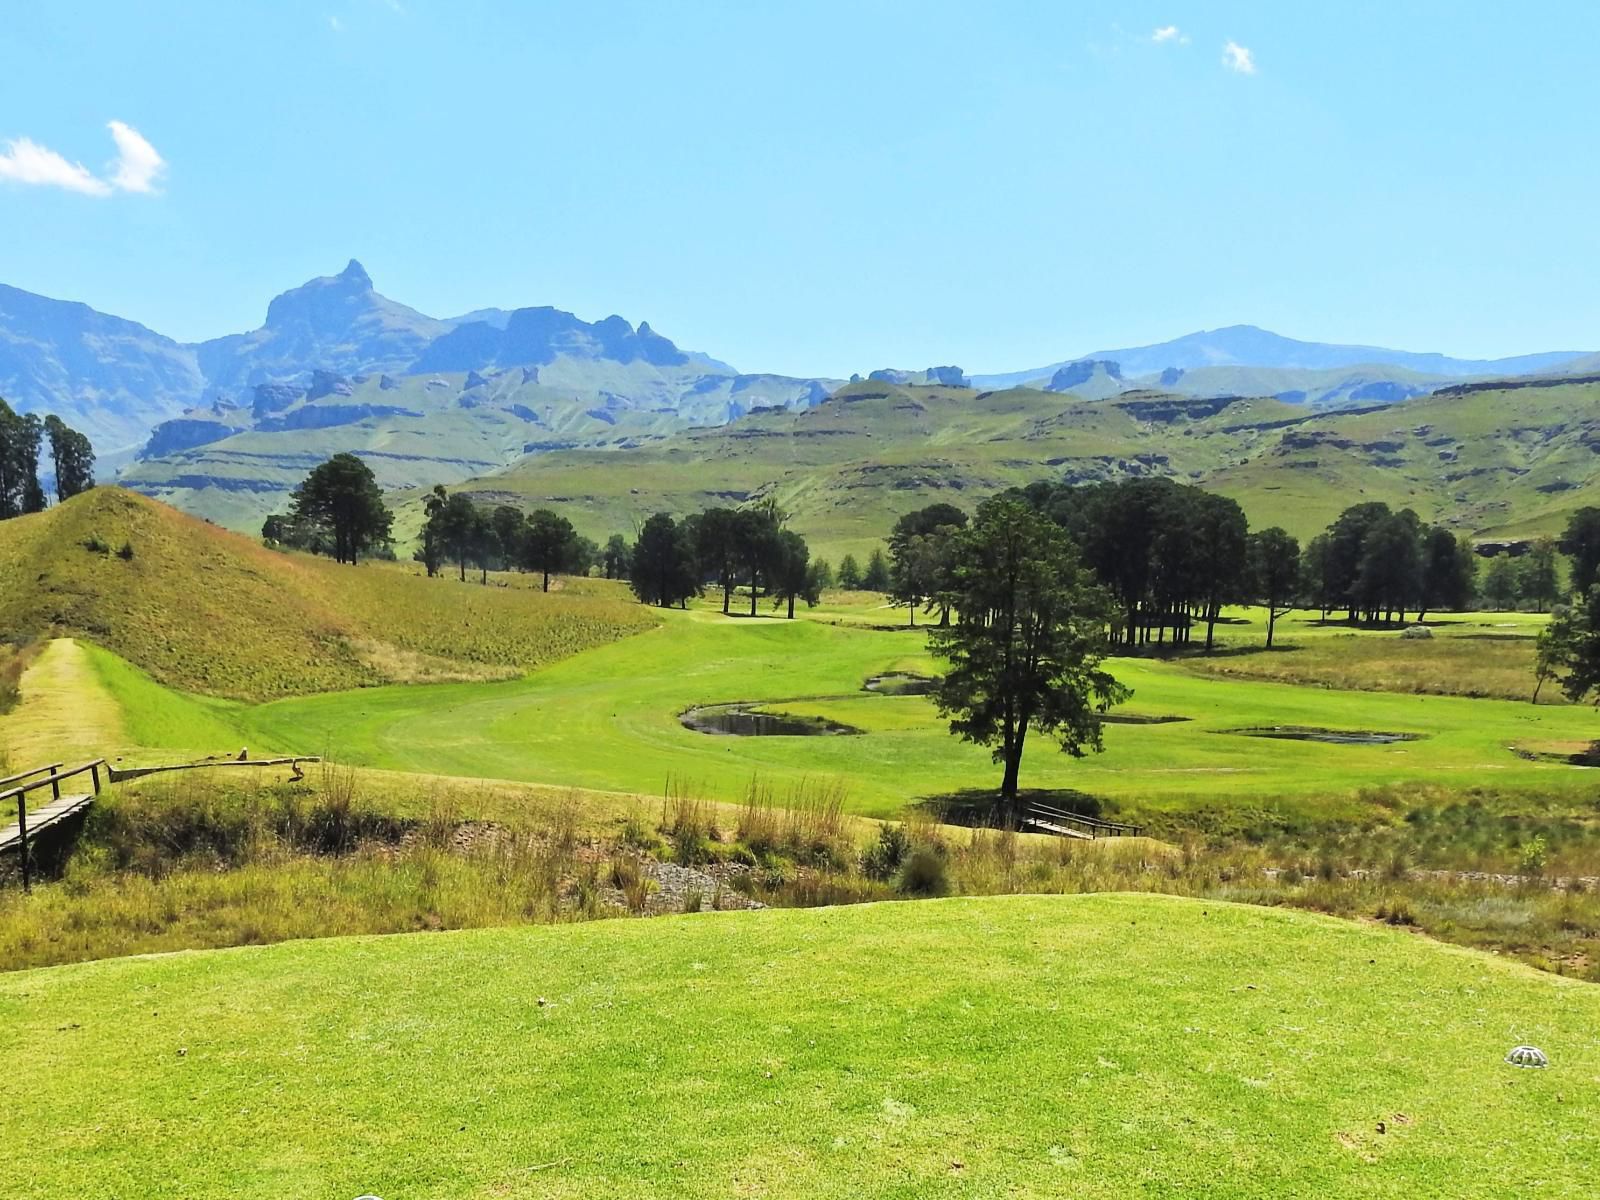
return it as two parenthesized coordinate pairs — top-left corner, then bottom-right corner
(15, 795), (29, 894)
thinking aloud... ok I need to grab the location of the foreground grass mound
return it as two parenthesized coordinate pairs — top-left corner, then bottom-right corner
(1, 895), (1594, 1198)
(0, 488), (657, 699)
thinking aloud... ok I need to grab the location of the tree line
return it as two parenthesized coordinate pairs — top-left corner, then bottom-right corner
(882, 483), (1600, 654)
(909, 492), (1600, 810)
(0, 398), (96, 520)
(265, 457), (858, 615)
(629, 502), (819, 617)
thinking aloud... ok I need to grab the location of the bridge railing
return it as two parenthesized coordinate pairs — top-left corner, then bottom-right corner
(1, 760), (105, 891)
(1022, 798), (1143, 839)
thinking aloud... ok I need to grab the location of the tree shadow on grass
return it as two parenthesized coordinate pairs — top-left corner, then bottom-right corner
(1122, 642), (1306, 662)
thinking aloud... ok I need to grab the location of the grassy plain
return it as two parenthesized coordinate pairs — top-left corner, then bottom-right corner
(209, 604), (1593, 827)
(1, 894), (1596, 1198)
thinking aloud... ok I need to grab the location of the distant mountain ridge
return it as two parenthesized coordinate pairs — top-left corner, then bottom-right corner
(2, 265), (1594, 470)
(0, 283), (204, 455)
(971, 324), (1589, 390)
(194, 260), (451, 395)
(0, 261), (831, 457)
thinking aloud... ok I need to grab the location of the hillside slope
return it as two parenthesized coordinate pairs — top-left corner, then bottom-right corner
(1, 894), (1594, 1198)
(440, 378), (1600, 558)
(0, 489), (657, 700)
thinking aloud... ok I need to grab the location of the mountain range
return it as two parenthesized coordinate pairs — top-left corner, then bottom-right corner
(970, 325), (1590, 389)
(0, 261), (833, 461)
(1, 261), (1595, 534)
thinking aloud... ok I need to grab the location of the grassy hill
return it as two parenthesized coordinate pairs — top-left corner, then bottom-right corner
(432, 382), (1309, 559)
(434, 377), (1600, 559)
(1, 894), (1594, 1198)
(0, 489), (657, 700)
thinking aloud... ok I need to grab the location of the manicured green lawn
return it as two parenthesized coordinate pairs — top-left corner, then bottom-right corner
(209, 608), (1600, 822)
(1, 894), (1594, 1199)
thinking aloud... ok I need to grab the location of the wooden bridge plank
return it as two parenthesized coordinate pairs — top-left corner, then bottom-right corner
(0, 793), (94, 854)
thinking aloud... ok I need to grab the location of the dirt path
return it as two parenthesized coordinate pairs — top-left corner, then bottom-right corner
(0, 639), (126, 766)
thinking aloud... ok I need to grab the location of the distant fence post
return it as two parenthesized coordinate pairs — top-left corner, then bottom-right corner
(15, 794), (29, 894)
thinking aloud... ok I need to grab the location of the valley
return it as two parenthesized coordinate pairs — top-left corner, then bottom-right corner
(11, 8), (1600, 1196)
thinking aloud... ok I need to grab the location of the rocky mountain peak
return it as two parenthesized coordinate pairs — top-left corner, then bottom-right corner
(339, 259), (373, 289)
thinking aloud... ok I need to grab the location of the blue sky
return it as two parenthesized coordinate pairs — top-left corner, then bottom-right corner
(2, 1), (1596, 376)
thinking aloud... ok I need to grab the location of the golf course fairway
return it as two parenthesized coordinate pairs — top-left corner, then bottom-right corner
(1, 894), (1594, 1198)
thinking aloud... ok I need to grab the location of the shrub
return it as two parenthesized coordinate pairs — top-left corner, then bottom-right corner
(661, 778), (716, 864)
(117, 541), (135, 561)
(862, 823), (911, 881)
(609, 854), (656, 914)
(1519, 835), (1549, 876)
(897, 848), (950, 897)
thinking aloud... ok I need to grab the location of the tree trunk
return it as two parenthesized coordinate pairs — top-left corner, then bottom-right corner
(542, 569), (551, 592)
(750, 569), (758, 617)
(908, 603), (916, 627)
(458, 559), (466, 582)
(999, 724), (1027, 814)
(1205, 602), (1219, 652)
(722, 579), (731, 614)
(787, 594), (796, 620)
(480, 565), (487, 585)
(1266, 608), (1276, 649)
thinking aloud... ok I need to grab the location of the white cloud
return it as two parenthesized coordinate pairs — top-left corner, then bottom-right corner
(106, 121), (165, 193)
(1152, 25), (1187, 44)
(0, 136), (111, 196)
(0, 121), (164, 197)
(1222, 40), (1256, 74)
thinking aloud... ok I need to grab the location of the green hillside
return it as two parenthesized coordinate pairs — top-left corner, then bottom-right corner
(0, 488), (656, 700)
(437, 377), (1600, 559)
(1, 895), (1594, 1198)
(434, 382), (1307, 559)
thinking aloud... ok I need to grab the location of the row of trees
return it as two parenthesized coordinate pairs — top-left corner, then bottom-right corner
(266, 462), (607, 589)
(628, 502), (822, 617)
(0, 399), (95, 519)
(418, 486), (595, 590)
(1299, 503), (1475, 625)
(265, 456), (915, 610)
(1011, 483), (1482, 648)
(884, 489), (1306, 649)
(883, 485), (1540, 659)
(929, 496), (1600, 805)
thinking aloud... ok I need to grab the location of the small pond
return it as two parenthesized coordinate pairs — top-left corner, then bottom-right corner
(863, 672), (937, 696)
(1224, 725), (1422, 746)
(680, 703), (863, 737)
(1102, 713), (1191, 725)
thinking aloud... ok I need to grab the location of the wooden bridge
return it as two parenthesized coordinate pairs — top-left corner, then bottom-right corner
(1021, 797), (1143, 840)
(0, 760), (105, 890)
(2, 754), (320, 891)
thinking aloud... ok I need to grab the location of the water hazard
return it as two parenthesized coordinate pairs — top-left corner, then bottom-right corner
(679, 703), (863, 737)
(1225, 726), (1422, 745)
